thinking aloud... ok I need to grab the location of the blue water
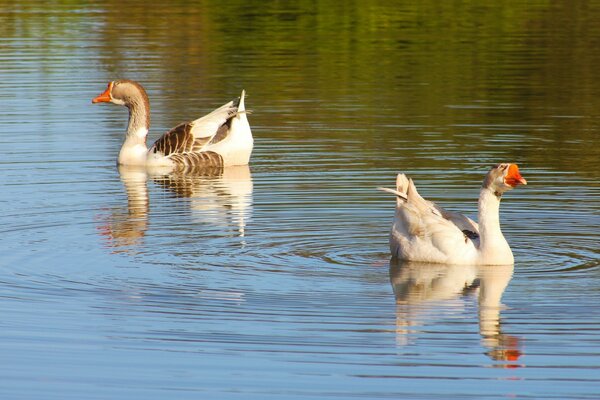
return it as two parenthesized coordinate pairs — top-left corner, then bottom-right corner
(1, 2), (599, 399)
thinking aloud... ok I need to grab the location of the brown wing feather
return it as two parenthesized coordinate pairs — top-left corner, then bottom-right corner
(168, 151), (224, 172)
(207, 117), (233, 146)
(150, 123), (211, 156)
(149, 95), (241, 170)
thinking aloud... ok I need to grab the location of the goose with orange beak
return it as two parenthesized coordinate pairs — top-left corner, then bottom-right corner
(379, 163), (527, 265)
(92, 80), (253, 171)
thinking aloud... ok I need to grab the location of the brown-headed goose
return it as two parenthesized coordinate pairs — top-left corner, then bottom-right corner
(92, 80), (252, 170)
(379, 164), (527, 265)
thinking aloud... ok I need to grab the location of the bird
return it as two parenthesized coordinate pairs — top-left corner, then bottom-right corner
(92, 79), (253, 171)
(379, 163), (527, 265)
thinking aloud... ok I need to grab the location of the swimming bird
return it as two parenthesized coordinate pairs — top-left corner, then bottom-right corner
(379, 164), (527, 265)
(92, 80), (253, 170)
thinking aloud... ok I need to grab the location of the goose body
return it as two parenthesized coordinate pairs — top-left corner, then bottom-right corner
(92, 80), (253, 170)
(380, 164), (527, 265)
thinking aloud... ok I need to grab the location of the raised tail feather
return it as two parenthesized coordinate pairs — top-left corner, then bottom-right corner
(238, 90), (245, 112)
(236, 90), (252, 116)
(377, 173), (410, 203)
(396, 173), (410, 197)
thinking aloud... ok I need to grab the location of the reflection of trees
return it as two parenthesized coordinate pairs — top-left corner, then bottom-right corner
(2, 3), (598, 174)
(390, 260), (522, 366)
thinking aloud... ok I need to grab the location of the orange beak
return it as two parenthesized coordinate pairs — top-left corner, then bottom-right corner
(505, 349), (522, 362)
(505, 164), (527, 187)
(92, 82), (113, 104)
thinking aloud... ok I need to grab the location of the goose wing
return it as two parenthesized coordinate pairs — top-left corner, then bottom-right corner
(149, 96), (241, 157)
(382, 174), (479, 262)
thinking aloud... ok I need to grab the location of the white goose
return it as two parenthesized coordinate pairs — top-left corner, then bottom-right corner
(379, 164), (527, 265)
(92, 80), (253, 170)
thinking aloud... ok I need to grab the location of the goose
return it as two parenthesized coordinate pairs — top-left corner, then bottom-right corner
(92, 80), (253, 170)
(379, 164), (527, 265)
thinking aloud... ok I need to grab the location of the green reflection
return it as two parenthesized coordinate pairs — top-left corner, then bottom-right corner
(1, 1), (598, 176)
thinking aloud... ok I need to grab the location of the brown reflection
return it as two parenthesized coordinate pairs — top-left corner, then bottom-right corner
(390, 260), (522, 366)
(97, 166), (149, 253)
(98, 165), (252, 252)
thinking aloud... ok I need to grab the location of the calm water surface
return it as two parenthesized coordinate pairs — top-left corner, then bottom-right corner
(1, 2), (599, 399)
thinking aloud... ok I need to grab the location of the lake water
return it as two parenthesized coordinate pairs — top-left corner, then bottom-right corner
(1, 2), (599, 399)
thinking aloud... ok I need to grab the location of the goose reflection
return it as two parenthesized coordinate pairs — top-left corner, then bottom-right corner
(98, 164), (253, 252)
(97, 166), (149, 252)
(149, 164), (253, 235)
(389, 259), (522, 365)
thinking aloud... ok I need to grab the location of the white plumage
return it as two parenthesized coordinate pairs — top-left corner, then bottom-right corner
(380, 164), (527, 265)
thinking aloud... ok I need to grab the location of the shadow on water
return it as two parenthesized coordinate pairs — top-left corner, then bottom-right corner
(97, 165), (253, 252)
(389, 259), (522, 367)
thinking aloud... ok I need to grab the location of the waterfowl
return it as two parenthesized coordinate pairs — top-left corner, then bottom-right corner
(92, 80), (253, 170)
(379, 164), (527, 265)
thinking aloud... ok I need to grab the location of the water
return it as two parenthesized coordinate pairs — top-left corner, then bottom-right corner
(1, 2), (599, 399)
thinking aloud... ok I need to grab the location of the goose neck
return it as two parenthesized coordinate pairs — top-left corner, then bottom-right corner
(118, 99), (150, 165)
(125, 98), (150, 141)
(477, 187), (504, 249)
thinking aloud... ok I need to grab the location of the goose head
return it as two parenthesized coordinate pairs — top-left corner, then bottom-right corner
(92, 80), (149, 108)
(483, 163), (527, 195)
(92, 80), (151, 134)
